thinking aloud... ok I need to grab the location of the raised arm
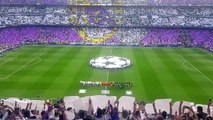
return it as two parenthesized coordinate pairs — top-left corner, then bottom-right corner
(207, 99), (212, 115)
(133, 102), (137, 114)
(25, 103), (30, 110)
(18, 110), (24, 119)
(153, 102), (157, 115)
(59, 104), (68, 120)
(169, 102), (173, 115)
(15, 101), (17, 108)
(42, 103), (54, 120)
(189, 106), (198, 120)
(104, 100), (112, 115)
(29, 102), (32, 110)
(179, 101), (183, 115)
(182, 106), (198, 120)
(114, 99), (119, 108)
(88, 98), (95, 116)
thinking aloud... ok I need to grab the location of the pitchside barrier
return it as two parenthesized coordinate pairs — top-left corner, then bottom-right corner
(80, 81), (133, 88)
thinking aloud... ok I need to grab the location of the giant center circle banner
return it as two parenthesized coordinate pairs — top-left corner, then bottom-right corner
(89, 56), (131, 69)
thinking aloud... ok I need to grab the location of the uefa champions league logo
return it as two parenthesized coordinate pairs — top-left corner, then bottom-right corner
(89, 56), (131, 69)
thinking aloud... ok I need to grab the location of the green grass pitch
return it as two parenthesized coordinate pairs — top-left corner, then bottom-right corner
(0, 46), (212, 104)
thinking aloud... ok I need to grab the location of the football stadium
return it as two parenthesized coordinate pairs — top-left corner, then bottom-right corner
(0, 0), (213, 119)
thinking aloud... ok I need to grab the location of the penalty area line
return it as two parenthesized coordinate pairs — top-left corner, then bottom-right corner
(0, 53), (23, 66)
(182, 60), (196, 72)
(0, 56), (16, 66)
(179, 54), (213, 85)
(0, 51), (46, 80)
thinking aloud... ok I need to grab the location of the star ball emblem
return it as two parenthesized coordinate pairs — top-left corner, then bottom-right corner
(89, 56), (131, 69)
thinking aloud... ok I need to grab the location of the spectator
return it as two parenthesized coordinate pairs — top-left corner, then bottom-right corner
(197, 106), (208, 119)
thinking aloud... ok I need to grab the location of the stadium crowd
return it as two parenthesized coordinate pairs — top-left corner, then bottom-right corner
(0, 6), (213, 28)
(0, 96), (213, 120)
(0, 0), (213, 6)
(0, 27), (212, 52)
(0, 6), (69, 26)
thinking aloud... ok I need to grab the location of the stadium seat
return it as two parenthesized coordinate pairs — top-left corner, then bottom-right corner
(64, 96), (80, 109)
(3, 98), (20, 108)
(172, 101), (181, 115)
(154, 98), (172, 113)
(16, 100), (29, 109)
(3, 99), (15, 108)
(118, 96), (135, 112)
(90, 95), (117, 110)
(30, 100), (46, 112)
(145, 103), (155, 114)
(65, 110), (75, 120)
(71, 96), (90, 111)
(181, 101), (195, 113)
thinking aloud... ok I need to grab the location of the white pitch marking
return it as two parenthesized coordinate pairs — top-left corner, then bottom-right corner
(0, 56), (16, 66)
(105, 48), (113, 90)
(0, 52), (46, 80)
(182, 60), (196, 72)
(25, 58), (42, 68)
(200, 49), (213, 57)
(105, 71), (110, 90)
(79, 89), (86, 94)
(0, 47), (46, 66)
(0, 53), (23, 66)
(106, 71), (110, 82)
(179, 54), (213, 85)
(101, 90), (110, 94)
(126, 90), (132, 95)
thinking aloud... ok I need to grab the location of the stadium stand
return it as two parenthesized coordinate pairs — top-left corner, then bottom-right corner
(0, 6), (213, 27)
(0, 0), (213, 6)
(0, 96), (213, 120)
(0, 27), (212, 52)
(0, 4), (212, 55)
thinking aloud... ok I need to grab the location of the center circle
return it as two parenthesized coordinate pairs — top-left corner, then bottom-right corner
(89, 56), (131, 69)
